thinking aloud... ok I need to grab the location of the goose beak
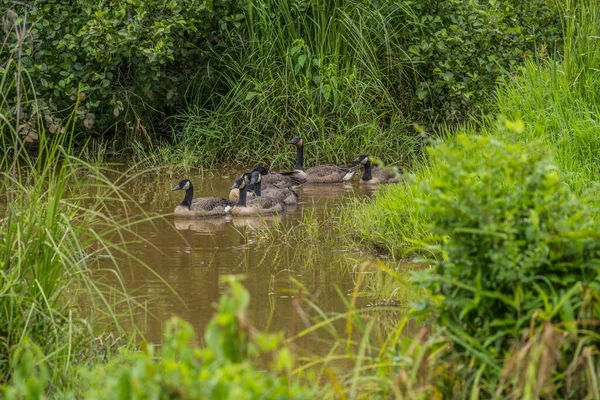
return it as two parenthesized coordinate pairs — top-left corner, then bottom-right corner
(172, 185), (181, 191)
(230, 184), (237, 190)
(352, 157), (361, 163)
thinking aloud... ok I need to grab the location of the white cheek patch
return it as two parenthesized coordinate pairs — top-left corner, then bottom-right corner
(183, 181), (191, 190)
(362, 158), (369, 164)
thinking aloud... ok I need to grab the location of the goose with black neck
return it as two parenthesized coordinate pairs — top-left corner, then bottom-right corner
(353, 155), (401, 185)
(287, 136), (362, 184)
(226, 173), (285, 216)
(172, 179), (234, 217)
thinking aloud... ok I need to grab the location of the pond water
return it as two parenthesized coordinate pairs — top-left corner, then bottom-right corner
(95, 168), (419, 354)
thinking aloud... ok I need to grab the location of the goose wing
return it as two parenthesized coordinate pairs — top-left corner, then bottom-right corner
(262, 174), (291, 188)
(306, 165), (361, 183)
(263, 187), (299, 204)
(190, 197), (235, 211)
(373, 167), (400, 183)
(256, 195), (284, 210)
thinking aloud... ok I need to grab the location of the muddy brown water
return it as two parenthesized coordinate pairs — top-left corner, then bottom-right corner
(93, 168), (420, 353)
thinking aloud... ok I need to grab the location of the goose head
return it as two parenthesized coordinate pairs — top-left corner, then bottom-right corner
(352, 155), (370, 165)
(287, 136), (303, 147)
(250, 171), (262, 185)
(172, 179), (192, 191)
(230, 176), (246, 190)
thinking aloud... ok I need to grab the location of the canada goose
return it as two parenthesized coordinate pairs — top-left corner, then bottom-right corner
(172, 179), (234, 217)
(225, 173), (285, 216)
(287, 136), (362, 183)
(353, 155), (401, 184)
(228, 165), (306, 201)
(250, 170), (298, 205)
(252, 166), (306, 188)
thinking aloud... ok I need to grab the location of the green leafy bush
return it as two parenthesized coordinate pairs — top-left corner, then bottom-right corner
(1, 0), (243, 138)
(2, 277), (313, 399)
(401, 0), (561, 120)
(417, 134), (600, 391)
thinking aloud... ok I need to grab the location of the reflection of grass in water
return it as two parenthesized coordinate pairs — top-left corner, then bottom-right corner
(0, 54), (178, 383)
(242, 202), (427, 307)
(248, 199), (352, 247)
(286, 263), (436, 399)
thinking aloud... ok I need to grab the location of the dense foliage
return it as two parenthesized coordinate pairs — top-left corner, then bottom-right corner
(403, 0), (561, 119)
(1, 0), (242, 141)
(420, 134), (600, 345)
(2, 279), (313, 399)
(2, 0), (563, 161)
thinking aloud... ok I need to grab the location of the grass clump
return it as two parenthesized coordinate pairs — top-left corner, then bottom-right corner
(354, 0), (600, 256)
(495, 0), (600, 193)
(0, 138), (145, 385)
(416, 135), (600, 396)
(3, 277), (315, 399)
(308, 135), (600, 398)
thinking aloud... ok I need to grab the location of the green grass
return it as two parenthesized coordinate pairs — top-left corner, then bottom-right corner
(0, 138), (146, 385)
(353, 0), (600, 257)
(135, 0), (423, 168)
(0, 31), (153, 386)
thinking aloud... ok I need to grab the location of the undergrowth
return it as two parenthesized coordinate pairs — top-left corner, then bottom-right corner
(353, 0), (600, 257)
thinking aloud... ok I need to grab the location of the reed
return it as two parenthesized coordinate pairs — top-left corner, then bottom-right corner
(152, 0), (420, 168)
(0, 15), (154, 386)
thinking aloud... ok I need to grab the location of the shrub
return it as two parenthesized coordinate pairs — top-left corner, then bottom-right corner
(0, 1), (243, 139)
(2, 277), (314, 399)
(416, 134), (600, 392)
(401, 0), (562, 120)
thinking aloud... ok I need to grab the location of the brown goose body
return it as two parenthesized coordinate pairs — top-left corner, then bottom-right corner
(172, 179), (234, 218)
(227, 173), (286, 216)
(304, 165), (361, 184)
(229, 186), (298, 204)
(360, 168), (399, 184)
(250, 172), (299, 205)
(353, 155), (401, 185)
(229, 166), (305, 201)
(230, 196), (285, 216)
(287, 136), (361, 184)
(262, 173), (304, 188)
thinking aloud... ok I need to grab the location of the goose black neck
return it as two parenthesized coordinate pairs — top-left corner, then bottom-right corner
(180, 183), (194, 208)
(361, 161), (372, 181)
(295, 144), (304, 171)
(254, 180), (262, 196)
(236, 185), (248, 207)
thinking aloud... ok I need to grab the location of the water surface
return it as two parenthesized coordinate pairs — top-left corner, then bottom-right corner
(94, 168), (417, 352)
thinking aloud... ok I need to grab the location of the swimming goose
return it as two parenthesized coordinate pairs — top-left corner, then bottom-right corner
(225, 173), (285, 216)
(252, 166), (306, 188)
(250, 170), (298, 205)
(172, 179), (234, 217)
(353, 155), (401, 184)
(287, 136), (361, 183)
(229, 165), (305, 201)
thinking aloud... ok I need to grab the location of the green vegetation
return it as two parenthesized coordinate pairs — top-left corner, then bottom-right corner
(2, 0), (562, 166)
(4, 278), (313, 399)
(417, 135), (600, 396)
(0, 125), (137, 383)
(355, 0), (600, 256)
